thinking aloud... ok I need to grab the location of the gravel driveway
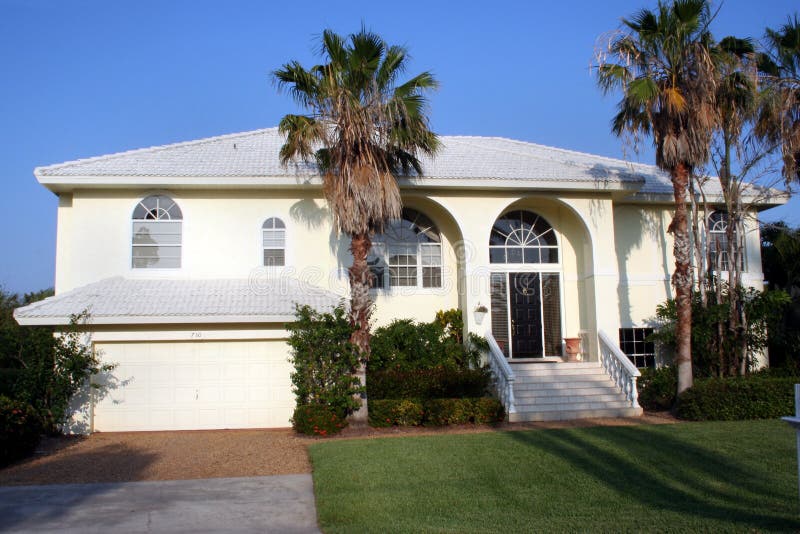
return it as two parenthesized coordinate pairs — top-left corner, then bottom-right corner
(0, 429), (311, 486)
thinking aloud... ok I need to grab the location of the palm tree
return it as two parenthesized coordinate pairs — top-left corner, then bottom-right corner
(596, 0), (718, 394)
(274, 28), (439, 423)
(756, 15), (800, 185)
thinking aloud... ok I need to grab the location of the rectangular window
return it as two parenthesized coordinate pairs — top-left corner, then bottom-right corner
(420, 243), (442, 288)
(132, 221), (182, 268)
(619, 327), (656, 368)
(490, 273), (509, 357)
(262, 228), (286, 267)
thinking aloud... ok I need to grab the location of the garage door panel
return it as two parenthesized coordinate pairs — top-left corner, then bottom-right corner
(93, 340), (293, 431)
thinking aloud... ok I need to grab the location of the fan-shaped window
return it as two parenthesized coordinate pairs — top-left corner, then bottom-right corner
(369, 209), (442, 289)
(490, 210), (558, 264)
(262, 217), (286, 267)
(132, 195), (182, 269)
(708, 211), (743, 271)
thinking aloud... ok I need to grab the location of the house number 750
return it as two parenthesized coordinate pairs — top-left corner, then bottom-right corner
(190, 332), (202, 338)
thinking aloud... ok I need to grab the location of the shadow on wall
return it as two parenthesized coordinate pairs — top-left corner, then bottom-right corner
(63, 361), (132, 435)
(613, 206), (671, 328)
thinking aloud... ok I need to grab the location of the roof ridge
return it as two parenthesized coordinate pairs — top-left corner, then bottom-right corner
(35, 128), (280, 175)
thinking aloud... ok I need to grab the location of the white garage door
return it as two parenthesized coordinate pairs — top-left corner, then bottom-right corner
(93, 340), (294, 431)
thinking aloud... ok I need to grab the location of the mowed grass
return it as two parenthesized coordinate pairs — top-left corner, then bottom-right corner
(309, 420), (800, 533)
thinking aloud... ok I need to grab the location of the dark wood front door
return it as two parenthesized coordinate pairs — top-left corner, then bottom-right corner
(510, 272), (543, 358)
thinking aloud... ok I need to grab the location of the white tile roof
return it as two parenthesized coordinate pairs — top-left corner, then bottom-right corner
(13, 277), (343, 326)
(35, 127), (646, 185)
(33, 127), (784, 202)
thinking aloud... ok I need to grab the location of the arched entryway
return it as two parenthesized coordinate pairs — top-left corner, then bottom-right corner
(488, 210), (563, 359)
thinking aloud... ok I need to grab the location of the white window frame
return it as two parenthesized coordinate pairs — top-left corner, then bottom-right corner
(369, 209), (444, 292)
(131, 194), (183, 270)
(261, 217), (287, 268)
(708, 210), (746, 273)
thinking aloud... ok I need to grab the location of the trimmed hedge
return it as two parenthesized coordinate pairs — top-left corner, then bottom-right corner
(292, 404), (348, 437)
(676, 377), (797, 421)
(369, 397), (505, 427)
(0, 395), (42, 466)
(368, 367), (491, 400)
(638, 366), (677, 410)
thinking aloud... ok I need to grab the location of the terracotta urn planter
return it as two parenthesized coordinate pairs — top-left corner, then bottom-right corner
(563, 337), (582, 362)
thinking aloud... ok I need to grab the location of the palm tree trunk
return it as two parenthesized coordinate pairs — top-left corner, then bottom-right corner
(348, 231), (373, 426)
(670, 162), (694, 395)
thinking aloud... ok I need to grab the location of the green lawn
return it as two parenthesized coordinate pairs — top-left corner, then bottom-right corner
(309, 420), (800, 533)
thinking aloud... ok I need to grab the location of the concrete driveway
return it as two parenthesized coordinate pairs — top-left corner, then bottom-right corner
(0, 474), (320, 533)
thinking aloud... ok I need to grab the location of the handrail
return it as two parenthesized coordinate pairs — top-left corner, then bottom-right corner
(598, 330), (641, 408)
(485, 331), (516, 415)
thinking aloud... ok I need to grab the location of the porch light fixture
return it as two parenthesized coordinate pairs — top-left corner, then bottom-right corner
(474, 304), (488, 325)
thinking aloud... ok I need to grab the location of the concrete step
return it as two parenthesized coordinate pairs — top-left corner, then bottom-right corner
(512, 366), (605, 378)
(515, 392), (625, 404)
(509, 406), (643, 422)
(515, 399), (634, 412)
(515, 385), (621, 398)
(514, 376), (614, 389)
(509, 361), (599, 369)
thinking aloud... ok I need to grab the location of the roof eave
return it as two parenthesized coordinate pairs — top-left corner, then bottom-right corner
(35, 173), (644, 194)
(14, 313), (297, 327)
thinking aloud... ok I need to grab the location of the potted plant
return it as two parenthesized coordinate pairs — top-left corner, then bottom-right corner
(563, 337), (581, 362)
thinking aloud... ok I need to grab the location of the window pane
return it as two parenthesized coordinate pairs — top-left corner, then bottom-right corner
(262, 229), (286, 248)
(523, 248), (541, 263)
(389, 266), (417, 286)
(540, 248), (558, 263)
(507, 247), (523, 263)
(489, 248), (505, 263)
(132, 222), (182, 245)
(422, 267), (442, 288)
(263, 249), (285, 267)
(132, 246), (181, 268)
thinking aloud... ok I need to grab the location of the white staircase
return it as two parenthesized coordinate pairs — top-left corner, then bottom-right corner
(508, 361), (643, 422)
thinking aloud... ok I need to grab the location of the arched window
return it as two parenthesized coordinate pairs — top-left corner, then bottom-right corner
(708, 211), (743, 271)
(262, 217), (286, 267)
(489, 210), (558, 264)
(369, 208), (442, 289)
(132, 195), (182, 269)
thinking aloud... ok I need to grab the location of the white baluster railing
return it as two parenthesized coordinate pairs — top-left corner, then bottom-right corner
(485, 331), (516, 416)
(598, 330), (641, 408)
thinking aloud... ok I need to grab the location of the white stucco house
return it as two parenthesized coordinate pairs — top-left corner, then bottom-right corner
(14, 128), (783, 431)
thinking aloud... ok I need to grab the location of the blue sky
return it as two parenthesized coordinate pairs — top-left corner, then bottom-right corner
(1, 0), (797, 294)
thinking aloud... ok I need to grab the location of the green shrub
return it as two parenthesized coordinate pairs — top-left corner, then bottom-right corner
(0, 395), (42, 465)
(471, 397), (507, 423)
(676, 377), (797, 421)
(650, 287), (790, 378)
(369, 399), (425, 427)
(286, 305), (363, 419)
(292, 404), (348, 436)
(369, 311), (484, 371)
(638, 366), (678, 410)
(368, 367), (491, 400)
(368, 397), (504, 427)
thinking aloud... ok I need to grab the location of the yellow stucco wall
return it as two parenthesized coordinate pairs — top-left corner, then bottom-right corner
(55, 187), (767, 360)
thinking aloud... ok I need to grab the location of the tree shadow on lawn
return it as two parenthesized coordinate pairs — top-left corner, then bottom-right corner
(505, 423), (799, 531)
(0, 443), (158, 531)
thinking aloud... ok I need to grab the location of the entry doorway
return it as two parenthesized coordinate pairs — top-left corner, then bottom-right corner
(490, 271), (562, 359)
